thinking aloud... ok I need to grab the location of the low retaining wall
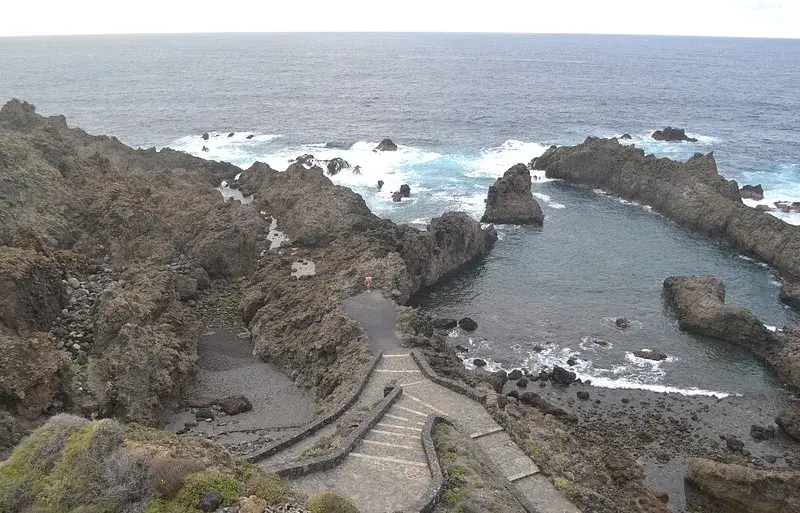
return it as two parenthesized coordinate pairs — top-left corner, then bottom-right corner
(407, 415), (449, 513)
(411, 349), (487, 404)
(246, 351), (383, 463)
(267, 386), (403, 478)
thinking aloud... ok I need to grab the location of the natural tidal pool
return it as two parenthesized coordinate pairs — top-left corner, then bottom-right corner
(414, 180), (800, 399)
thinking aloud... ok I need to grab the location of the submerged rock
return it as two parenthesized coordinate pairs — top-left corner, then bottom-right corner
(620, 133), (632, 140)
(399, 184), (411, 197)
(615, 318), (630, 329)
(481, 163), (544, 225)
(377, 180), (384, 191)
(550, 366), (577, 385)
(432, 318), (457, 330)
(651, 126), (698, 142)
(458, 317), (478, 332)
(740, 184), (764, 200)
(201, 132), (209, 140)
(227, 132), (235, 137)
(632, 349), (667, 361)
(375, 138), (398, 151)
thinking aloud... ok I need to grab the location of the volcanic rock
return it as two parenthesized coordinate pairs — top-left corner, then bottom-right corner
(218, 395), (253, 415)
(740, 184), (764, 201)
(458, 317), (478, 332)
(326, 157), (350, 176)
(481, 163), (544, 225)
(550, 366), (577, 385)
(530, 137), (800, 288)
(375, 138), (398, 151)
(686, 459), (800, 513)
(651, 127), (698, 142)
(632, 349), (667, 361)
(776, 406), (800, 442)
(780, 282), (800, 309)
(377, 180), (384, 191)
(620, 134), (632, 140)
(201, 132), (209, 140)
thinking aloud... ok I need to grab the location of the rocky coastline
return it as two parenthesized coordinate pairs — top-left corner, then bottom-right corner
(530, 137), (800, 307)
(2, 99), (800, 513)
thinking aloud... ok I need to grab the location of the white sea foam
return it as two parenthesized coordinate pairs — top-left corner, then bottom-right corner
(532, 192), (566, 210)
(462, 140), (550, 179)
(217, 184), (253, 204)
(742, 193), (800, 226)
(168, 132), (283, 168)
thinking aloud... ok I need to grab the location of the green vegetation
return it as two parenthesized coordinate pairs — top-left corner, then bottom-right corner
(307, 491), (359, 513)
(526, 442), (541, 458)
(553, 476), (573, 493)
(0, 415), (299, 513)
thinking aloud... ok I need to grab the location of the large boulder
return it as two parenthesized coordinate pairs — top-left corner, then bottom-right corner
(686, 458), (800, 513)
(375, 138), (398, 151)
(740, 184), (764, 201)
(326, 157), (350, 176)
(651, 126), (698, 142)
(776, 405), (800, 442)
(481, 164), (544, 225)
(530, 138), (800, 284)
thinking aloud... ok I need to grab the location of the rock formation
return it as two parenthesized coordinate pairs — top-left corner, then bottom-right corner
(326, 157), (350, 176)
(0, 99), (267, 427)
(740, 184), (764, 200)
(391, 184), (411, 202)
(651, 126), (698, 142)
(776, 405), (800, 442)
(780, 282), (800, 309)
(481, 164), (544, 225)
(531, 137), (800, 306)
(686, 459), (800, 513)
(663, 276), (800, 390)
(375, 138), (398, 151)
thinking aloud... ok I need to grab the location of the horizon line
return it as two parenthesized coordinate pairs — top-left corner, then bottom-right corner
(1, 30), (798, 41)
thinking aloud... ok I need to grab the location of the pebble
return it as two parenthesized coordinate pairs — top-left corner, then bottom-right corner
(68, 277), (80, 289)
(72, 343), (81, 351)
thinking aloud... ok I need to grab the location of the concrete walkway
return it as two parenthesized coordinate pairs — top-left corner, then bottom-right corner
(263, 293), (579, 513)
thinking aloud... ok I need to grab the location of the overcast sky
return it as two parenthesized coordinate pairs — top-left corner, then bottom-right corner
(2, 0), (799, 38)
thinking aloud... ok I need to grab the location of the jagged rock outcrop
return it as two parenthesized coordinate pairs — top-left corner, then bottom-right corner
(0, 99), (269, 426)
(326, 157), (350, 176)
(481, 163), (544, 225)
(663, 276), (800, 390)
(740, 184), (764, 200)
(531, 137), (800, 304)
(686, 459), (800, 513)
(375, 138), (398, 151)
(651, 126), (697, 142)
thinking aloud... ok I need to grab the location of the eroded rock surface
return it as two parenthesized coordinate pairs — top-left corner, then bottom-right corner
(481, 163), (544, 225)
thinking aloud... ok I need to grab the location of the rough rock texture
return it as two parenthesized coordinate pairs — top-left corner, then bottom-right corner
(740, 184), (764, 200)
(0, 329), (65, 419)
(0, 99), (269, 427)
(780, 282), (800, 309)
(481, 163), (544, 225)
(326, 157), (350, 176)
(685, 459), (800, 513)
(776, 405), (800, 442)
(651, 126), (698, 142)
(0, 247), (64, 334)
(531, 137), (800, 299)
(375, 138), (398, 151)
(238, 163), (496, 406)
(663, 276), (800, 390)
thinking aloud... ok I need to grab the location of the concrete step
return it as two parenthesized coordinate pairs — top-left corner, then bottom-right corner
(473, 429), (540, 481)
(514, 473), (581, 513)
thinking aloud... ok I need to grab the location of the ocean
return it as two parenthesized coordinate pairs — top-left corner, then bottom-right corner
(2, 32), (799, 398)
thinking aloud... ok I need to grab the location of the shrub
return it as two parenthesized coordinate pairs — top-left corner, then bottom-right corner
(144, 472), (240, 512)
(37, 418), (126, 510)
(148, 458), (205, 499)
(553, 476), (573, 493)
(245, 472), (286, 505)
(307, 491), (358, 513)
(94, 450), (151, 511)
(0, 414), (89, 510)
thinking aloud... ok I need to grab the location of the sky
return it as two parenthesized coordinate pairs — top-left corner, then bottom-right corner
(1, 0), (799, 38)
